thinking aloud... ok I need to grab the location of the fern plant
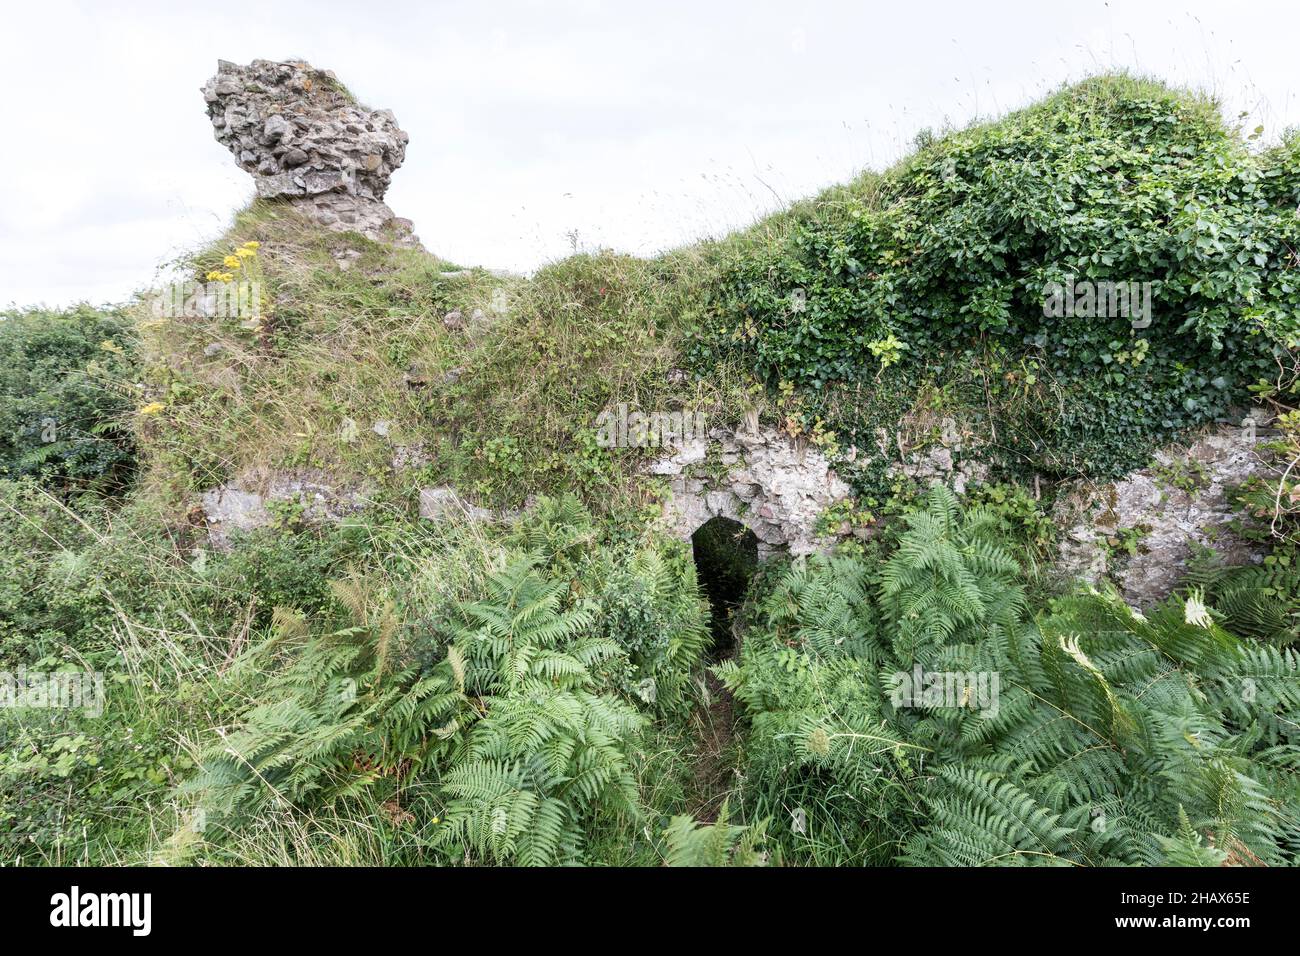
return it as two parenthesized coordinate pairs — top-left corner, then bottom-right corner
(724, 488), (1300, 866)
(1183, 554), (1300, 647)
(435, 554), (646, 865)
(181, 496), (708, 867)
(662, 801), (770, 866)
(181, 575), (465, 820)
(880, 485), (1026, 665)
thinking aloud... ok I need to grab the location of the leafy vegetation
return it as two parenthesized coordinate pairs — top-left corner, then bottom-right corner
(721, 487), (1300, 865)
(132, 203), (753, 512)
(694, 76), (1300, 492)
(0, 305), (139, 492)
(1, 488), (720, 865)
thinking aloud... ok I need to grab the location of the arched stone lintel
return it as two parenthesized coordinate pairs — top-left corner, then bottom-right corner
(652, 426), (852, 558)
(676, 495), (783, 560)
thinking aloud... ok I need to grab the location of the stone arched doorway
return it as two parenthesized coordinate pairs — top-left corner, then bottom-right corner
(691, 516), (759, 657)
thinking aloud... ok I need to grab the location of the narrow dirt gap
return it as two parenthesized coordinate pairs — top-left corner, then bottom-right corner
(687, 517), (759, 822)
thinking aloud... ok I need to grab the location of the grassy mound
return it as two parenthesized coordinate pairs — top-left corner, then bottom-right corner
(133, 202), (754, 516)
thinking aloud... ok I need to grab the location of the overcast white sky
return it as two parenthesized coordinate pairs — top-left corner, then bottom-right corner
(1, 0), (1297, 308)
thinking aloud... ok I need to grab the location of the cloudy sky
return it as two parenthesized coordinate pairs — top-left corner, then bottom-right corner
(1, 0), (1297, 308)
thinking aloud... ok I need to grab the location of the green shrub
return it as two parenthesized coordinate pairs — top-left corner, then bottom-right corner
(696, 76), (1299, 485)
(0, 305), (138, 493)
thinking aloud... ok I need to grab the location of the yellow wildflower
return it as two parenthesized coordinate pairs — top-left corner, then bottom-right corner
(242, 240), (261, 249)
(219, 272), (235, 282)
(205, 270), (222, 281)
(138, 402), (166, 416)
(223, 255), (240, 268)
(235, 247), (256, 258)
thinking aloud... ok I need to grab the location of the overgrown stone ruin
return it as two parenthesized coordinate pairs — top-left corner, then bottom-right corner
(195, 366), (1276, 596)
(192, 58), (1278, 607)
(199, 413), (1275, 608)
(202, 58), (418, 244)
(648, 412), (1276, 604)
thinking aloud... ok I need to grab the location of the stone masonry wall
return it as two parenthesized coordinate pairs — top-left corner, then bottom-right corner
(649, 426), (853, 557)
(202, 58), (418, 244)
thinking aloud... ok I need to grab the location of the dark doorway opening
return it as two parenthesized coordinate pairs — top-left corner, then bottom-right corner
(691, 516), (759, 658)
